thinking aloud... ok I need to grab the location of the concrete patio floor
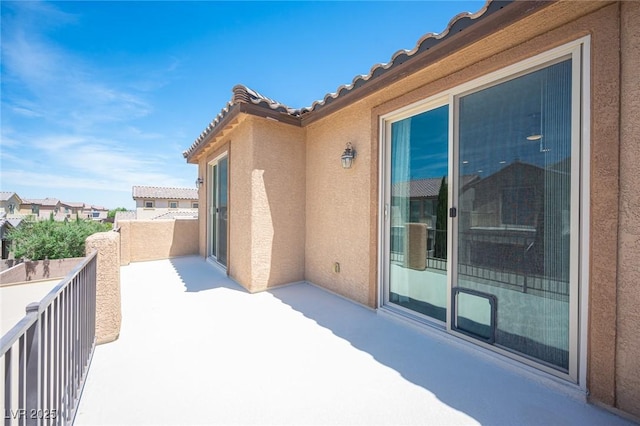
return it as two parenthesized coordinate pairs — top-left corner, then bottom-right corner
(75, 257), (632, 425)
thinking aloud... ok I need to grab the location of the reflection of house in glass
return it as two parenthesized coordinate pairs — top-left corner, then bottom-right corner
(391, 177), (447, 268)
(459, 160), (571, 297)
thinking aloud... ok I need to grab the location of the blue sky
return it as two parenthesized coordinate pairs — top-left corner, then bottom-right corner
(1, 0), (485, 209)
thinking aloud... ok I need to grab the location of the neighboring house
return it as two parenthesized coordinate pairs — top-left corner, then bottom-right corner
(20, 198), (62, 220)
(182, 1), (639, 420)
(0, 214), (13, 259)
(0, 192), (23, 217)
(60, 201), (86, 218)
(86, 205), (109, 221)
(0, 214), (22, 259)
(132, 186), (198, 220)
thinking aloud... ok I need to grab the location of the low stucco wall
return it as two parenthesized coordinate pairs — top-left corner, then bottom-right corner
(0, 257), (85, 286)
(119, 219), (199, 265)
(86, 231), (121, 345)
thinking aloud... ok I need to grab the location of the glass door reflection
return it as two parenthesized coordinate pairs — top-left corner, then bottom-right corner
(454, 60), (573, 371)
(388, 105), (449, 322)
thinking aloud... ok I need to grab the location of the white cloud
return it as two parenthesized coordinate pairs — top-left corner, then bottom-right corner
(11, 106), (43, 118)
(0, 2), (196, 208)
(2, 4), (152, 131)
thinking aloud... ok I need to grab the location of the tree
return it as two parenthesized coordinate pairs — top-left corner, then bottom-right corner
(7, 219), (112, 261)
(108, 207), (128, 219)
(434, 176), (448, 260)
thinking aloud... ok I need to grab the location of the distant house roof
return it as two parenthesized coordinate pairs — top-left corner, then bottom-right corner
(61, 201), (86, 208)
(392, 178), (444, 198)
(114, 211), (137, 221)
(7, 217), (23, 228)
(0, 213), (19, 232)
(0, 191), (22, 203)
(392, 175), (480, 198)
(22, 198), (60, 207)
(132, 186), (198, 201)
(152, 210), (198, 220)
(183, 0), (553, 162)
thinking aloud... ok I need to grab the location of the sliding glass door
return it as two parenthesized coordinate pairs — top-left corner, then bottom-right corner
(208, 155), (228, 267)
(382, 43), (583, 379)
(387, 104), (449, 322)
(453, 59), (574, 371)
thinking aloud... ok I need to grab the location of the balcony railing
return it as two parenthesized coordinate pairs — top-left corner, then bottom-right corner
(1, 251), (97, 425)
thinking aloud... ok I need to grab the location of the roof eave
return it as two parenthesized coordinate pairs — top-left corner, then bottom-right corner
(184, 102), (302, 164)
(184, 104), (242, 164)
(238, 102), (302, 127)
(300, 0), (555, 126)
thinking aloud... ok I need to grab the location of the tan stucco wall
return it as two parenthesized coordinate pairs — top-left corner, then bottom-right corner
(305, 102), (373, 306)
(119, 220), (131, 265)
(198, 117), (305, 292)
(227, 124), (252, 289)
(119, 219), (199, 264)
(249, 118), (305, 291)
(0, 257), (85, 286)
(85, 231), (121, 345)
(197, 125), (250, 286)
(616, 1), (640, 418)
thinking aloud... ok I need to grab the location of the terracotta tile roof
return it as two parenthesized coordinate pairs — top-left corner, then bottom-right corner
(132, 186), (198, 200)
(183, 0), (541, 161)
(246, 2), (495, 117)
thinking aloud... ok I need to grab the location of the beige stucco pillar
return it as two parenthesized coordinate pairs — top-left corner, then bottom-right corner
(615, 1), (640, 418)
(85, 231), (121, 345)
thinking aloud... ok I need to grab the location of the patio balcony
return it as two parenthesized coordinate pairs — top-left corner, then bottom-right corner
(72, 256), (632, 425)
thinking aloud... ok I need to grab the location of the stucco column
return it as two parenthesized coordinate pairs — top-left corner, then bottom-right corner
(615, 1), (640, 419)
(86, 231), (121, 345)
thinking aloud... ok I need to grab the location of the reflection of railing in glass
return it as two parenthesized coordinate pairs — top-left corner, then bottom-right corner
(458, 263), (569, 300)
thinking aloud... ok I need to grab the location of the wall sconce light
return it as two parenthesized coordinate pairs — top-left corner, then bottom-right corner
(195, 177), (204, 188)
(341, 142), (356, 169)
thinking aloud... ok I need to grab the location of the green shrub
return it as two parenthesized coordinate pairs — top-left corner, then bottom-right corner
(7, 219), (113, 260)
(108, 207), (128, 219)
